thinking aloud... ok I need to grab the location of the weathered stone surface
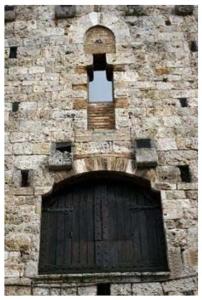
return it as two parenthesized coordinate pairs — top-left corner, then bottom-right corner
(5, 286), (31, 296)
(132, 282), (163, 295)
(55, 5), (76, 19)
(126, 5), (145, 16)
(5, 4), (198, 296)
(162, 277), (196, 294)
(33, 287), (50, 295)
(175, 5), (194, 16)
(48, 151), (72, 170)
(111, 283), (131, 295)
(135, 148), (158, 168)
(61, 287), (77, 295)
(77, 285), (97, 295)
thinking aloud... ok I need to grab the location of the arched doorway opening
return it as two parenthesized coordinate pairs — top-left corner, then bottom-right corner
(39, 171), (168, 274)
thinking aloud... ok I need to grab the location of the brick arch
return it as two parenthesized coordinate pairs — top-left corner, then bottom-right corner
(84, 25), (116, 54)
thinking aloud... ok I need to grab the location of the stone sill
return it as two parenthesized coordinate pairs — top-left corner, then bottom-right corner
(32, 272), (170, 285)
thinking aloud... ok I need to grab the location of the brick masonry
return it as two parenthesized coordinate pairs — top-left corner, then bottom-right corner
(5, 5), (198, 295)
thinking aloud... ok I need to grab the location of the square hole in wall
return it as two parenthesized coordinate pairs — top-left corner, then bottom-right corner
(12, 102), (19, 112)
(190, 41), (198, 52)
(9, 47), (17, 58)
(55, 142), (71, 153)
(179, 98), (188, 107)
(5, 5), (15, 11)
(21, 170), (30, 187)
(136, 138), (152, 149)
(165, 19), (171, 26)
(178, 165), (191, 182)
(97, 283), (111, 295)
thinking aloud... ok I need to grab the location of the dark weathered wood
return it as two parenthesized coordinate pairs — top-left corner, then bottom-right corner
(39, 174), (168, 274)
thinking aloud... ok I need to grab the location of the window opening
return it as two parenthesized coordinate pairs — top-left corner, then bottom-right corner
(21, 170), (29, 187)
(178, 165), (191, 182)
(97, 283), (111, 295)
(88, 54), (113, 102)
(12, 102), (19, 112)
(9, 47), (17, 59)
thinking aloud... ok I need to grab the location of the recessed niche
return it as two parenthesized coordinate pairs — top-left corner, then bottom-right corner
(9, 47), (17, 58)
(55, 142), (71, 153)
(21, 170), (30, 187)
(179, 98), (188, 107)
(165, 19), (171, 26)
(178, 165), (191, 182)
(12, 102), (19, 112)
(97, 283), (111, 295)
(190, 41), (198, 52)
(136, 138), (151, 149)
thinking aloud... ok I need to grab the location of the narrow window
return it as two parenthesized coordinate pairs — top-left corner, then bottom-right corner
(179, 98), (188, 107)
(178, 165), (191, 182)
(9, 47), (17, 59)
(97, 283), (111, 295)
(190, 41), (198, 52)
(21, 170), (29, 187)
(12, 102), (19, 112)
(88, 54), (113, 102)
(136, 138), (151, 149)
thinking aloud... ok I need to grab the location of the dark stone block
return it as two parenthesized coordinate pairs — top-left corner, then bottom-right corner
(55, 5), (76, 19)
(126, 5), (145, 16)
(174, 5), (194, 16)
(5, 10), (16, 22)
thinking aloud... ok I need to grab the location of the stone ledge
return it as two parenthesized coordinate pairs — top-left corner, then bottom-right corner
(32, 272), (170, 285)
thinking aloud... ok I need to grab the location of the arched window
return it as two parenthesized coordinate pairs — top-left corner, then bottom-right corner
(84, 26), (116, 128)
(39, 172), (168, 274)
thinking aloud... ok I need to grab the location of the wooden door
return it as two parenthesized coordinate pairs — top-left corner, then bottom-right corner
(39, 174), (168, 274)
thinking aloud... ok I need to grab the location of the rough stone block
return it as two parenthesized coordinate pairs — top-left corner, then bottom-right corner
(55, 5), (76, 19)
(136, 148), (158, 168)
(5, 286), (31, 296)
(5, 10), (16, 22)
(126, 5), (145, 16)
(132, 282), (163, 295)
(48, 151), (72, 170)
(61, 287), (77, 295)
(163, 200), (183, 220)
(162, 277), (196, 294)
(157, 138), (177, 151)
(111, 283), (132, 295)
(33, 287), (50, 296)
(77, 285), (97, 295)
(50, 288), (61, 295)
(175, 5), (194, 16)
(183, 248), (198, 270)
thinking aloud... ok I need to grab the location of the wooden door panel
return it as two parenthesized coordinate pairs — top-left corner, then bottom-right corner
(39, 175), (168, 274)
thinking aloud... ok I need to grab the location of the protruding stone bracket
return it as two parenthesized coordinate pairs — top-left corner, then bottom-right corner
(5, 6), (16, 22)
(48, 142), (73, 171)
(174, 5), (194, 16)
(55, 5), (76, 19)
(135, 138), (158, 168)
(125, 5), (146, 16)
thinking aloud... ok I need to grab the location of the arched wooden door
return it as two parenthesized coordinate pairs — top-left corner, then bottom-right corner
(39, 172), (168, 274)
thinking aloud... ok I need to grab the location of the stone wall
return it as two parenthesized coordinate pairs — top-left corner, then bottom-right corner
(5, 5), (198, 295)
